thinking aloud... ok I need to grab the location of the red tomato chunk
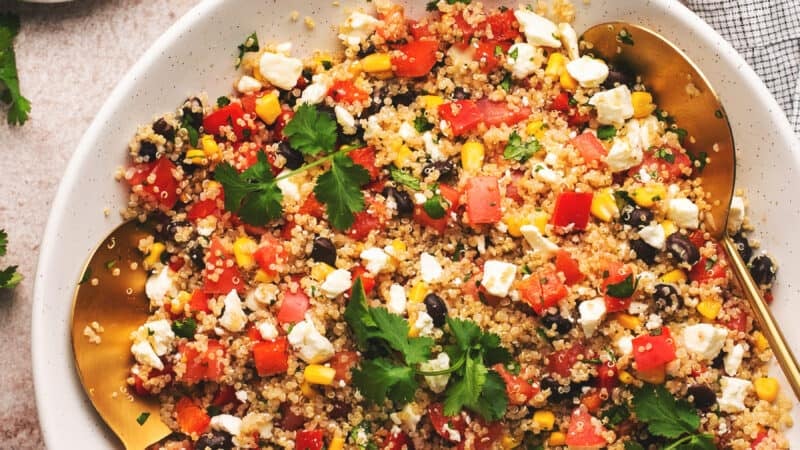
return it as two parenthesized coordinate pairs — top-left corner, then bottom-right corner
(392, 40), (439, 78)
(465, 176), (502, 224)
(253, 337), (289, 377)
(631, 327), (676, 372)
(551, 191), (594, 230)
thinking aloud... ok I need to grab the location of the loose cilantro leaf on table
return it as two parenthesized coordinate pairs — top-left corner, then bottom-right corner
(314, 153), (370, 230)
(631, 384), (715, 450)
(0, 14), (31, 125)
(503, 131), (540, 163)
(0, 229), (21, 290)
(284, 103), (338, 156)
(214, 152), (283, 225)
(236, 32), (259, 68)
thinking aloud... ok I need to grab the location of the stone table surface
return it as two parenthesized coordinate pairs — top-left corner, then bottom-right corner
(0, 1), (198, 447)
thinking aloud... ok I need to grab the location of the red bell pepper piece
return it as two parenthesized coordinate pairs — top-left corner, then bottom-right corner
(203, 103), (246, 140)
(551, 191), (593, 230)
(295, 429), (325, 450)
(392, 40), (439, 78)
(253, 337), (289, 376)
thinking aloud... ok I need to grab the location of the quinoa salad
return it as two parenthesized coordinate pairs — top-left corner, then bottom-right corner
(116, 1), (790, 449)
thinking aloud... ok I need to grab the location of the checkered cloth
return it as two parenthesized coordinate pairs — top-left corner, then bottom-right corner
(684, 0), (800, 134)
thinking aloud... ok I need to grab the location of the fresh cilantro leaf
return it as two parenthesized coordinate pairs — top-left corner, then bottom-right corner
(597, 125), (616, 140)
(668, 127), (688, 143)
(509, 47), (519, 60)
(0, 14), (31, 125)
(205, 405), (222, 417)
(344, 278), (375, 349)
(0, 265), (21, 289)
(171, 317), (197, 339)
(632, 385), (702, 440)
(352, 357), (418, 405)
(606, 274), (637, 298)
(655, 147), (676, 163)
(423, 193), (448, 219)
(236, 32), (259, 68)
(443, 356), (487, 416)
(216, 96), (231, 107)
(321, 60), (333, 70)
(494, 45), (503, 57)
(214, 152), (283, 226)
(314, 153), (370, 230)
(389, 166), (421, 191)
(414, 114), (434, 133)
(284, 104), (338, 156)
(499, 72), (512, 91)
(624, 442), (645, 450)
(369, 307), (433, 365)
(469, 370), (508, 421)
(503, 131), (541, 162)
(0, 229), (7, 256)
(602, 404), (630, 426)
(614, 190), (634, 211)
(180, 114), (199, 147)
(135, 412), (150, 426)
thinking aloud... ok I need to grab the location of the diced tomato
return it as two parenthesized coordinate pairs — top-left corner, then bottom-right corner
(175, 397), (210, 435)
(330, 351), (359, 383)
(186, 199), (219, 222)
(565, 407), (607, 449)
(596, 360), (619, 392)
(568, 110), (591, 127)
(463, 420), (505, 450)
(347, 210), (383, 241)
(690, 244), (728, 283)
(180, 340), (226, 384)
(493, 364), (537, 405)
(687, 229), (707, 249)
(504, 170), (525, 205)
(477, 99), (531, 128)
(453, 12), (478, 42)
(555, 249), (584, 285)
(329, 80), (369, 104)
(439, 100), (483, 137)
(465, 176), (502, 224)
(407, 19), (433, 40)
(281, 219), (297, 241)
(272, 106), (294, 141)
(203, 103), (246, 140)
(350, 266), (376, 295)
(132, 374), (150, 397)
(188, 289), (210, 313)
(413, 184), (460, 233)
(551, 192), (594, 231)
(473, 40), (510, 73)
(517, 269), (568, 315)
(168, 257), (185, 272)
(253, 337), (289, 377)
(126, 157), (179, 210)
(550, 92), (571, 112)
(581, 389), (605, 414)
(631, 327), (676, 372)
(718, 308), (751, 333)
(601, 262), (635, 313)
(347, 146), (380, 179)
(211, 385), (237, 407)
(547, 342), (586, 378)
(276, 291), (310, 324)
(202, 239), (245, 294)
(246, 324), (263, 342)
(428, 403), (466, 443)
(485, 9), (520, 41)
(384, 430), (411, 450)
(295, 429), (324, 450)
(631, 147), (692, 181)
(298, 193), (325, 218)
(750, 430), (768, 449)
(253, 235), (288, 276)
(570, 132), (608, 165)
(392, 40), (439, 78)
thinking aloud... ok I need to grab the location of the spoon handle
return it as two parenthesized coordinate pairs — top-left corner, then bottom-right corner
(721, 235), (800, 400)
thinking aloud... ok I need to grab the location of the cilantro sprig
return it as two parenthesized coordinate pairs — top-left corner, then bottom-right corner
(606, 273), (638, 298)
(235, 32), (259, 68)
(0, 14), (31, 125)
(0, 229), (21, 290)
(503, 131), (541, 163)
(631, 385), (715, 449)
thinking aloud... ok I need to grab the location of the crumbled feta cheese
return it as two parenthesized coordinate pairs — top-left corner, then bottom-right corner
(507, 43), (538, 79)
(544, 152), (559, 166)
(447, 44), (475, 71)
(616, 335), (633, 355)
(140, 320), (175, 355)
(413, 192), (427, 205)
(558, 23), (579, 60)
(420, 353), (451, 393)
(275, 170), (301, 202)
(520, 224), (559, 256)
(442, 423), (462, 442)
(335, 105), (356, 134)
(258, 52), (303, 90)
(724, 343), (746, 376)
(683, 324), (728, 360)
(244, 283), (280, 311)
(535, 166), (560, 184)
(420, 253), (443, 283)
(338, 11), (380, 47)
(398, 122), (417, 141)
(131, 340), (164, 370)
(211, 414), (243, 436)
(219, 290), (248, 332)
(235, 390), (249, 403)
(414, 311), (436, 337)
(667, 198), (700, 229)
(287, 319), (335, 363)
(605, 137), (643, 172)
(237, 75), (263, 94)
(299, 81), (329, 105)
(578, 298), (607, 337)
(423, 132), (444, 161)
(566, 56), (609, 88)
(196, 215), (217, 237)
(727, 196), (745, 233)
(481, 260), (517, 297)
(588, 85), (634, 126)
(145, 267), (175, 305)
(638, 223), (666, 250)
(361, 247), (390, 274)
(257, 321), (279, 340)
(645, 313), (663, 330)
(513, 10), (561, 48)
(320, 269), (352, 298)
(391, 403), (423, 432)
(387, 284), (407, 315)
(718, 376), (751, 413)
(628, 301), (648, 315)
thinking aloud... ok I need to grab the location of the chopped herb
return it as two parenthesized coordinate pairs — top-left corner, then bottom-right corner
(704, 257), (717, 271)
(136, 412), (150, 426)
(78, 267), (92, 285)
(605, 346), (618, 363)
(389, 166), (421, 191)
(509, 47), (519, 60)
(613, 190), (634, 212)
(714, 109), (723, 119)
(655, 108), (675, 125)
(499, 72), (512, 91)
(597, 125), (617, 140)
(617, 29), (634, 45)
(655, 147), (676, 163)
(171, 317), (197, 338)
(206, 405), (221, 417)
(624, 442), (646, 450)
(215, 152), (284, 226)
(105, 259), (117, 270)
(284, 103), (338, 156)
(414, 114), (434, 133)
(536, 327), (551, 342)
(568, 95), (578, 106)
(584, 358), (602, 365)
(691, 151), (708, 173)
(521, 264), (532, 275)
(426, 1), (440, 11)
(606, 274), (637, 298)
(494, 45), (504, 57)
(451, 242), (465, 262)
(602, 404), (630, 427)
(321, 60), (333, 70)
(631, 384), (715, 449)
(650, 327), (663, 336)
(505, 361), (521, 375)
(180, 114), (200, 147)
(236, 32), (259, 68)
(314, 153), (371, 230)
(668, 127), (688, 143)
(216, 96), (231, 107)
(0, 14), (31, 125)
(423, 193), (448, 219)
(503, 131), (541, 163)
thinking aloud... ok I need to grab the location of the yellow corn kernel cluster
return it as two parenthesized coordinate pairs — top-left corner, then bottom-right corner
(407, 310), (420, 337)
(548, 431), (566, 446)
(144, 242), (166, 269)
(461, 141), (485, 173)
(170, 291), (192, 315)
(500, 435), (519, 449)
(503, 215), (529, 238)
(185, 149), (207, 165)
(753, 331), (770, 352)
(255, 92), (281, 125)
(532, 211), (549, 235)
(300, 381), (317, 398)
(200, 134), (221, 161)
(616, 313), (642, 330)
(632, 183), (667, 208)
(361, 53), (393, 74)
(590, 189), (619, 222)
(754, 377), (779, 402)
(660, 268), (687, 283)
(637, 365), (666, 384)
(525, 120), (546, 140)
(233, 236), (257, 269)
(393, 143), (414, 168)
(618, 370), (634, 384)
(304, 364), (336, 385)
(660, 220), (677, 238)
(328, 435), (345, 450)
(631, 91), (657, 118)
(254, 269), (276, 283)
(560, 71), (578, 90)
(533, 411), (556, 430)
(311, 263), (336, 281)
(697, 297), (722, 320)
(544, 52), (577, 90)
(409, 282), (428, 303)
(420, 95), (444, 110)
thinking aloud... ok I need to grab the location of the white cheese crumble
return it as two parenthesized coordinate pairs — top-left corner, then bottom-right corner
(258, 52), (303, 90)
(244, 283), (280, 311)
(420, 353), (451, 393)
(334, 105), (356, 134)
(724, 343), (746, 376)
(718, 376), (751, 413)
(507, 43), (538, 79)
(578, 298), (607, 337)
(727, 196), (745, 233)
(131, 340), (164, 370)
(257, 321), (279, 341)
(520, 224), (559, 256)
(287, 319), (335, 363)
(605, 137), (643, 173)
(211, 414), (243, 436)
(219, 289), (248, 333)
(682, 323), (728, 360)
(236, 75), (263, 94)
(414, 311), (436, 337)
(420, 253), (443, 283)
(423, 131), (444, 161)
(566, 56), (609, 88)
(513, 10), (561, 48)
(481, 260), (517, 297)
(558, 23), (579, 60)
(320, 269), (352, 298)
(588, 85), (634, 126)
(667, 198), (700, 229)
(275, 170), (301, 202)
(338, 11), (380, 47)
(145, 267), (175, 306)
(398, 122), (418, 141)
(387, 284), (408, 315)
(139, 319), (175, 355)
(638, 222), (666, 250)
(391, 403), (423, 432)
(616, 335), (633, 356)
(360, 247), (390, 274)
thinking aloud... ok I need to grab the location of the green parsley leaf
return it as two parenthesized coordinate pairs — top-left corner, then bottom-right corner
(414, 114), (434, 133)
(284, 104), (338, 156)
(216, 96), (231, 107)
(0, 14), (31, 125)
(494, 45), (503, 57)
(602, 404), (630, 427)
(352, 357), (418, 405)
(370, 308), (434, 365)
(624, 442), (645, 450)
(389, 166), (421, 191)
(206, 405), (222, 417)
(314, 153), (370, 230)
(321, 60), (333, 70)
(631, 385), (713, 448)
(509, 47), (519, 60)
(423, 193), (448, 219)
(171, 317), (197, 339)
(451, 242), (465, 262)
(668, 127), (688, 143)
(503, 130), (541, 163)
(597, 125), (617, 140)
(180, 114), (200, 147)
(236, 32), (259, 68)
(613, 190), (634, 212)
(214, 152), (283, 226)
(606, 273), (637, 298)
(344, 278), (376, 349)
(136, 412), (150, 426)
(499, 72), (512, 91)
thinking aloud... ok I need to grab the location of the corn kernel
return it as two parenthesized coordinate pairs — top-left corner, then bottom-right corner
(233, 236), (257, 269)
(533, 411), (556, 430)
(660, 269), (687, 283)
(409, 282), (428, 303)
(421, 95), (444, 109)
(407, 310), (420, 337)
(631, 91), (656, 119)
(590, 188), (619, 223)
(144, 243), (166, 269)
(753, 331), (770, 352)
(533, 211), (549, 235)
(503, 215), (530, 238)
(697, 298), (722, 320)
(754, 377), (779, 402)
(616, 313), (642, 330)
(544, 52), (567, 78)
(311, 263), (336, 281)
(501, 435), (519, 449)
(200, 134), (221, 160)
(255, 92), (281, 125)
(548, 432), (566, 446)
(525, 120), (545, 140)
(461, 141), (485, 173)
(660, 220), (677, 237)
(636, 365), (666, 384)
(560, 71), (578, 90)
(618, 370), (635, 384)
(372, 70), (394, 80)
(328, 435), (345, 450)
(393, 144), (414, 168)
(170, 291), (191, 315)
(361, 53), (393, 73)
(391, 239), (407, 254)
(632, 184), (667, 208)
(300, 381), (317, 397)
(254, 269), (275, 283)
(304, 364), (336, 385)
(185, 149), (207, 165)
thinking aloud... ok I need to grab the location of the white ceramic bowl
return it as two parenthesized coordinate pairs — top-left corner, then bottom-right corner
(32, 0), (800, 447)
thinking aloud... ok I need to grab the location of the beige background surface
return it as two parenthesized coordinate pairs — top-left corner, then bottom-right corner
(0, 1), (198, 447)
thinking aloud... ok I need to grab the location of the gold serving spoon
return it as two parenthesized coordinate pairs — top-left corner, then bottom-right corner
(71, 220), (171, 449)
(581, 22), (800, 399)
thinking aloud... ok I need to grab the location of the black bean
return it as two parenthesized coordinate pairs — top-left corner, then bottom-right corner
(711, 351), (725, 370)
(666, 233), (700, 265)
(189, 245), (206, 269)
(422, 160), (457, 183)
(392, 90), (417, 107)
(602, 68), (635, 89)
(138, 141), (157, 162)
(311, 237), (337, 266)
(152, 117), (175, 141)
(277, 141), (304, 170)
(619, 204), (653, 228)
(361, 87), (387, 118)
(652, 283), (681, 310)
(357, 44), (376, 59)
(382, 186), (414, 217)
(540, 377), (584, 402)
(630, 239), (657, 264)
(452, 86), (469, 100)
(329, 399), (352, 419)
(195, 431), (233, 450)
(749, 255), (776, 286)
(181, 97), (204, 128)
(279, 403), (305, 431)
(423, 293), (448, 327)
(541, 313), (573, 334)
(731, 232), (753, 264)
(687, 384), (716, 410)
